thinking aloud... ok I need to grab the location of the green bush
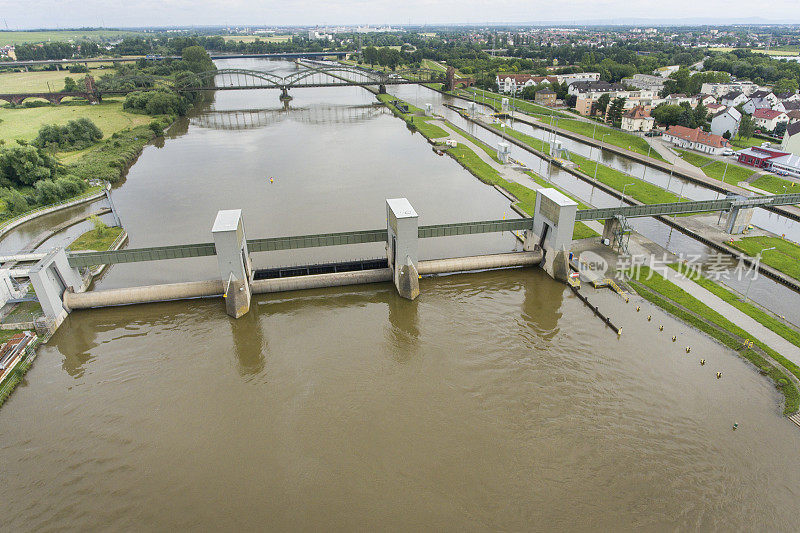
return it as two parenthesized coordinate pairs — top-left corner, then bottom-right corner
(124, 90), (189, 117)
(33, 118), (103, 151)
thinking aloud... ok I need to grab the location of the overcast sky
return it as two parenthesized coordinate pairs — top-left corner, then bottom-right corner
(4, 0), (800, 30)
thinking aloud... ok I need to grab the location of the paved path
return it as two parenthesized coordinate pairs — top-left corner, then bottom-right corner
(662, 267), (800, 367)
(649, 139), (709, 181)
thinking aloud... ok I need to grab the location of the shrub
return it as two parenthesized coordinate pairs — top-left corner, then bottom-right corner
(33, 118), (103, 151)
(149, 120), (164, 137)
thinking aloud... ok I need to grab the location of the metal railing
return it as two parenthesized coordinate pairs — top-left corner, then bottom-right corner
(63, 193), (800, 268)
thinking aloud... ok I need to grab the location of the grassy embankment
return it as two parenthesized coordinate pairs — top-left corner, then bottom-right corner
(670, 264), (800, 356)
(676, 149), (755, 184)
(68, 225), (124, 251)
(457, 87), (665, 161)
(376, 93), (448, 138)
(728, 236), (800, 281)
(445, 123), (598, 240)
(489, 123), (682, 205)
(628, 265), (799, 414)
(677, 148), (798, 194)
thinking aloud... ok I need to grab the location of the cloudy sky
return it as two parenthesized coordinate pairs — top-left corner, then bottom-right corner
(5, 0), (800, 29)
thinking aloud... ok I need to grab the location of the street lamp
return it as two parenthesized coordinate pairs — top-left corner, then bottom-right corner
(744, 246), (776, 303)
(594, 133), (610, 182)
(620, 182), (634, 207)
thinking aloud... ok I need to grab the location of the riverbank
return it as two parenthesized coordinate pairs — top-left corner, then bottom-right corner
(627, 265), (800, 415)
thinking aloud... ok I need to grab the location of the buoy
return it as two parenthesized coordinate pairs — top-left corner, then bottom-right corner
(717, 372), (722, 379)
(636, 306), (640, 312)
(686, 346), (691, 353)
(269, 177), (274, 183)
(732, 423), (738, 430)
(672, 336), (676, 342)
(659, 325), (664, 331)
(647, 315), (652, 321)
(700, 359), (705, 366)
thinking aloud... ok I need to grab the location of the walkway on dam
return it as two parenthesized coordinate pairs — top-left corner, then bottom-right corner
(662, 267), (800, 367)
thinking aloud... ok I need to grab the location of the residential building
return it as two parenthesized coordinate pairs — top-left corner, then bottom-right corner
(721, 91), (747, 107)
(663, 93), (693, 106)
(783, 101), (800, 112)
(496, 74), (555, 94)
(753, 108), (789, 132)
(623, 73), (666, 92)
(710, 107), (741, 138)
(769, 153), (800, 178)
(621, 106), (655, 132)
(705, 103), (726, 116)
(694, 94), (717, 107)
(700, 81), (759, 98)
(775, 91), (800, 103)
(787, 110), (800, 124)
(662, 125), (730, 155)
(534, 88), (556, 106)
(782, 122), (800, 156)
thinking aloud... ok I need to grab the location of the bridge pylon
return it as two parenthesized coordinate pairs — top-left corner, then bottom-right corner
(212, 210), (252, 318)
(386, 198), (419, 300)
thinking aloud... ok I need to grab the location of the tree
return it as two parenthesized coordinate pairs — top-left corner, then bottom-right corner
(0, 144), (60, 187)
(774, 122), (788, 138)
(520, 85), (537, 100)
(607, 97), (626, 125)
(723, 131), (731, 140)
(182, 45), (215, 74)
(363, 46), (378, 67)
(593, 93), (611, 117)
(738, 113), (755, 140)
(62, 77), (78, 92)
(773, 77), (799, 95)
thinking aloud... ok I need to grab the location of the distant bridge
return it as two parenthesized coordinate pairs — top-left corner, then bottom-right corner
(0, 51), (355, 68)
(0, 65), (444, 104)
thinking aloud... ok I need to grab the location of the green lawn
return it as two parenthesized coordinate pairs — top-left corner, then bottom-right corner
(0, 30), (145, 46)
(628, 266), (799, 414)
(0, 99), (152, 142)
(421, 59), (449, 73)
(555, 118), (664, 161)
(670, 264), (800, 356)
(68, 226), (123, 251)
(570, 152), (682, 204)
(677, 149), (714, 168)
(728, 236), (800, 281)
(0, 68), (109, 93)
(730, 137), (763, 149)
(750, 174), (799, 195)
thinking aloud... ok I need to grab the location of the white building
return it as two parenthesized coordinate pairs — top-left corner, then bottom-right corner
(753, 108), (789, 132)
(710, 107), (741, 138)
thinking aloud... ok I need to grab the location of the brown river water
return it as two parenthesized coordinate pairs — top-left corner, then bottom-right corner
(1, 59), (799, 531)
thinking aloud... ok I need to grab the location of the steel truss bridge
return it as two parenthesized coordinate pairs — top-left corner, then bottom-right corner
(66, 193), (800, 268)
(95, 65), (443, 98)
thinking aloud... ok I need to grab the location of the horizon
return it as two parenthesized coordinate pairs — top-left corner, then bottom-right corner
(5, 1), (800, 31)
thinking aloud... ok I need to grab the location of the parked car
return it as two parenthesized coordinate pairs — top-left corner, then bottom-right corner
(722, 148), (735, 156)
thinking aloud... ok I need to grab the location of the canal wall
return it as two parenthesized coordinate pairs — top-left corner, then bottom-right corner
(464, 114), (800, 295)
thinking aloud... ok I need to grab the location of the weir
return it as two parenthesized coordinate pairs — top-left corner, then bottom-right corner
(37, 191), (800, 325)
(59, 197), (548, 321)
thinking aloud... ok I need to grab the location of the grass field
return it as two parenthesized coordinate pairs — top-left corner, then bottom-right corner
(68, 226), (123, 251)
(728, 236), (800, 281)
(708, 46), (799, 56)
(0, 30), (145, 46)
(555, 118), (665, 161)
(750, 174), (799, 195)
(730, 137), (763, 149)
(421, 59), (448, 72)
(0, 99), (151, 142)
(628, 265), (799, 414)
(677, 149), (757, 184)
(0, 68), (109, 93)
(461, 88), (570, 118)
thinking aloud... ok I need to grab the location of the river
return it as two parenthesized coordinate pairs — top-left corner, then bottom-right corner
(1, 59), (799, 531)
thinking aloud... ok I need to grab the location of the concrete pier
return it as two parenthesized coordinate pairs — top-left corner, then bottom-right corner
(386, 198), (420, 300)
(212, 210), (252, 318)
(29, 249), (85, 330)
(531, 188), (578, 282)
